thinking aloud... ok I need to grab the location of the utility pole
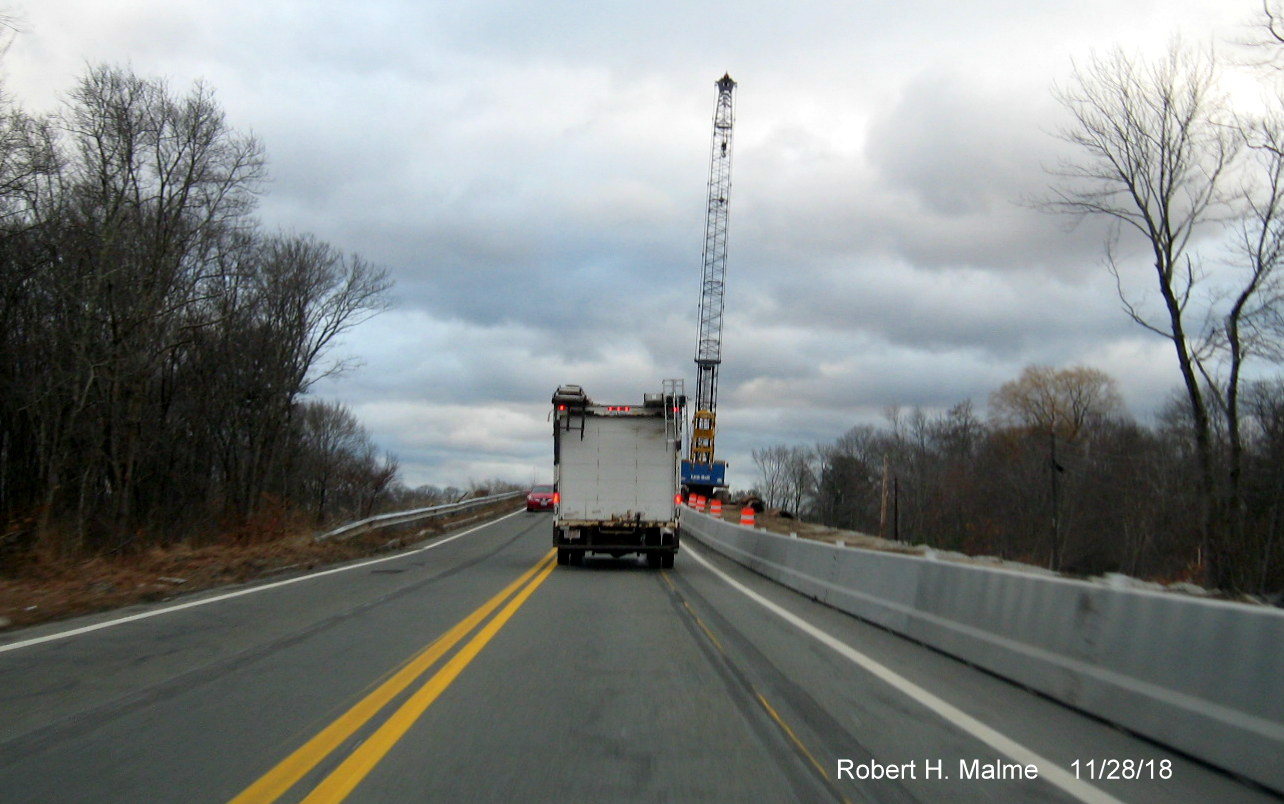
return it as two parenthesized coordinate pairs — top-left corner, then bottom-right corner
(879, 455), (890, 540)
(893, 476), (901, 543)
(1050, 422), (1063, 570)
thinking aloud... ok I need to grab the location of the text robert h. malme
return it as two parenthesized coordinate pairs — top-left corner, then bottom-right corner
(837, 757), (1039, 782)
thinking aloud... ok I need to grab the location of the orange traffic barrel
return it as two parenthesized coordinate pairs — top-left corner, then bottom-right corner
(740, 506), (755, 526)
(710, 498), (723, 517)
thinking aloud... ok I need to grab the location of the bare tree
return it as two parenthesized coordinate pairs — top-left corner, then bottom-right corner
(253, 233), (390, 395)
(203, 232), (390, 521)
(1048, 41), (1238, 582)
(751, 445), (790, 509)
(782, 446), (815, 516)
(813, 426), (882, 533)
(296, 400), (368, 524)
(990, 365), (1125, 441)
(1208, 115), (1284, 560)
(1239, 1), (1284, 71)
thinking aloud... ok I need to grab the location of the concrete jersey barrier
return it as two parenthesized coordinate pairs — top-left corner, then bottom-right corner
(681, 508), (1284, 795)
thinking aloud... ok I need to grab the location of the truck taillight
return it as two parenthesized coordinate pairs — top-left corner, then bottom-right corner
(674, 493), (682, 506)
(553, 492), (560, 505)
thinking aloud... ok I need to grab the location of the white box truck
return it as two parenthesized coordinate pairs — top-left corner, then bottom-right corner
(551, 381), (685, 568)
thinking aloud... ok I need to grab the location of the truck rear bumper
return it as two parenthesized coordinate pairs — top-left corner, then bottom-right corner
(555, 543), (677, 553)
(553, 520), (679, 554)
(556, 519), (678, 529)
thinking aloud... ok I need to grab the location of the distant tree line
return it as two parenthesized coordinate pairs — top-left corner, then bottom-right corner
(379, 477), (529, 513)
(0, 64), (394, 557)
(752, 366), (1284, 597)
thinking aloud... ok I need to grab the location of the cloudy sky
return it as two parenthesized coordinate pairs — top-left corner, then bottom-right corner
(1, 1), (1264, 490)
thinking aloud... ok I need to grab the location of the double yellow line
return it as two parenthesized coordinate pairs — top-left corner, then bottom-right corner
(230, 548), (558, 804)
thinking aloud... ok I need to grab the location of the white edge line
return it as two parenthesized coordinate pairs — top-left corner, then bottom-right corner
(684, 543), (1126, 804)
(0, 509), (525, 655)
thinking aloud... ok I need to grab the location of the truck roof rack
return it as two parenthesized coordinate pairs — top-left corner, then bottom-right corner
(552, 385), (589, 406)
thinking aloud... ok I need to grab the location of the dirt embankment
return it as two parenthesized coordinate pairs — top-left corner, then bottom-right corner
(0, 501), (520, 632)
(706, 504), (924, 553)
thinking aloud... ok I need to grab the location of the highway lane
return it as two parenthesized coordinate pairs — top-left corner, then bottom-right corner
(0, 510), (1276, 803)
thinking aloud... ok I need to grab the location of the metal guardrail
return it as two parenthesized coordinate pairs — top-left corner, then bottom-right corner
(315, 491), (525, 542)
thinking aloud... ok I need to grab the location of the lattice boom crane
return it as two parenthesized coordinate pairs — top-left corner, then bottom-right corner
(682, 73), (736, 497)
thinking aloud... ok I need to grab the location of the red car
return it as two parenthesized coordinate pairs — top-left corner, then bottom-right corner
(526, 484), (555, 512)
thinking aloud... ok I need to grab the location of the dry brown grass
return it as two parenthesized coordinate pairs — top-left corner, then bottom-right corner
(0, 501), (519, 632)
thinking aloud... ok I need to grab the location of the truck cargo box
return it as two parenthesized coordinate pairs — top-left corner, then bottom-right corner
(552, 381), (685, 568)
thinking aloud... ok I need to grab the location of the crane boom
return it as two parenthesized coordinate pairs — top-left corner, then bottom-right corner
(683, 73), (736, 496)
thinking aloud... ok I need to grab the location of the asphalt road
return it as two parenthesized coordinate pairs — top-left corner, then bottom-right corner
(0, 510), (1276, 803)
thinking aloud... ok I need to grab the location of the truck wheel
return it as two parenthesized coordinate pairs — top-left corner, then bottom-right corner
(661, 552), (675, 569)
(557, 549), (569, 566)
(647, 551), (663, 569)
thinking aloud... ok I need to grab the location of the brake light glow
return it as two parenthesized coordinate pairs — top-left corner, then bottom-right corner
(674, 493), (682, 506)
(606, 406), (631, 412)
(553, 491), (560, 505)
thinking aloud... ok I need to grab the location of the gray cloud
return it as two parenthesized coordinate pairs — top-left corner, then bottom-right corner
(4, 0), (1257, 490)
